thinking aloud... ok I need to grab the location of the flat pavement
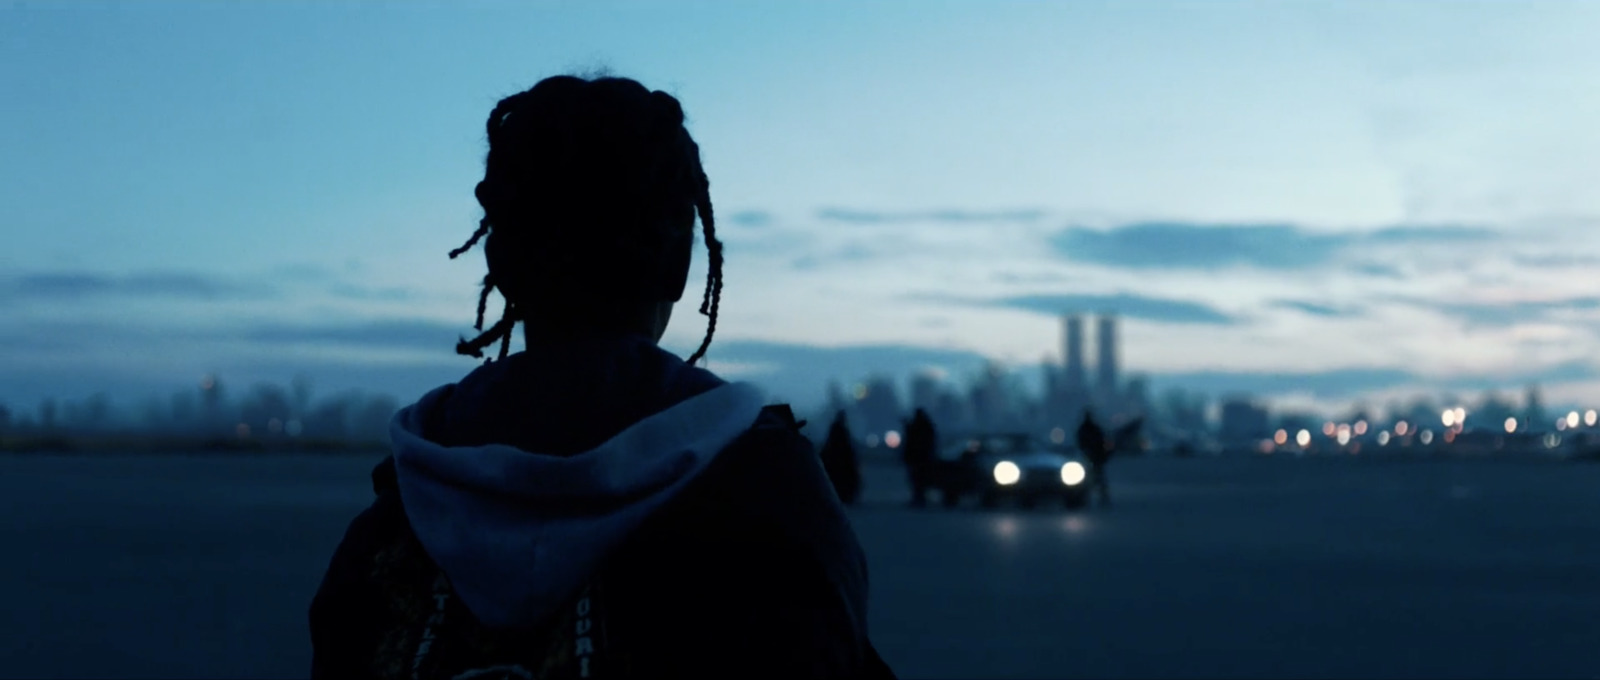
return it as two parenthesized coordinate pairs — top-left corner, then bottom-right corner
(2, 451), (1597, 679)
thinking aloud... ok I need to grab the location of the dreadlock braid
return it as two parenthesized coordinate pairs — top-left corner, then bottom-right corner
(685, 174), (723, 367)
(449, 218), (490, 260)
(473, 274), (494, 332)
(455, 308), (517, 359)
(448, 75), (725, 366)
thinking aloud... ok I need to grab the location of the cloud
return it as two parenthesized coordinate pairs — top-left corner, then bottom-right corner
(815, 207), (1048, 224)
(1512, 253), (1600, 268)
(1350, 262), (1407, 279)
(1047, 221), (1496, 271)
(1366, 225), (1497, 242)
(1146, 361), (1600, 401)
(1269, 299), (1364, 318)
(0, 271), (268, 303)
(789, 243), (880, 270)
(665, 339), (993, 409)
(326, 284), (421, 302)
(727, 210), (774, 228)
(1148, 367), (1418, 399)
(992, 271), (1080, 285)
(235, 319), (477, 352)
(1436, 360), (1600, 392)
(1395, 295), (1600, 327)
(977, 293), (1238, 325)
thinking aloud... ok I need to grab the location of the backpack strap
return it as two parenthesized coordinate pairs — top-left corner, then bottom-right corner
(372, 454), (399, 497)
(754, 403), (807, 433)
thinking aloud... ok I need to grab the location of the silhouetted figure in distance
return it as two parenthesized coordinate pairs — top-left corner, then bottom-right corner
(902, 408), (938, 508)
(1077, 411), (1113, 508)
(308, 74), (895, 680)
(819, 411), (863, 505)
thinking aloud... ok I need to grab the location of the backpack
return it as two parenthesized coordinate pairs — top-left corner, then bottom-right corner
(366, 461), (622, 680)
(359, 404), (896, 680)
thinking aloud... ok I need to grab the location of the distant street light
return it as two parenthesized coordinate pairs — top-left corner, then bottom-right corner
(1504, 417), (1518, 434)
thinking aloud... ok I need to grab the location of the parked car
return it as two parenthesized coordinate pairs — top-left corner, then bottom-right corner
(934, 432), (1091, 509)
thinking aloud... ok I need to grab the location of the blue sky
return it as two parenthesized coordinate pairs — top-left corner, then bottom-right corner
(5, 1), (1600, 418)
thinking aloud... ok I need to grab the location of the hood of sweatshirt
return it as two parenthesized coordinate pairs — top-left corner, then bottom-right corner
(387, 333), (767, 629)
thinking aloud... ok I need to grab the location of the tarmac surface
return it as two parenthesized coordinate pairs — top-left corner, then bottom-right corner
(2, 450), (1597, 679)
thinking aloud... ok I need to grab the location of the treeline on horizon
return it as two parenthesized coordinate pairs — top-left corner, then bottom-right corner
(0, 374), (397, 454)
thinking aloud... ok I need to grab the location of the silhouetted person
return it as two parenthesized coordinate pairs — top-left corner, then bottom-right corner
(820, 411), (863, 505)
(309, 75), (894, 680)
(1078, 412), (1112, 508)
(902, 408), (938, 507)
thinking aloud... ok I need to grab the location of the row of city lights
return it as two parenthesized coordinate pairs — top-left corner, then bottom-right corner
(1267, 407), (1599, 451)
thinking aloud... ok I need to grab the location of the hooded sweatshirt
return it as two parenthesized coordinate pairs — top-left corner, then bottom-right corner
(310, 331), (891, 679)
(387, 332), (767, 629)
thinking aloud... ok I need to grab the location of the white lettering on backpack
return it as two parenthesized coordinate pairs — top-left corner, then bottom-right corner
(575, 585), (595, 678)
(413, 572), (452, 680)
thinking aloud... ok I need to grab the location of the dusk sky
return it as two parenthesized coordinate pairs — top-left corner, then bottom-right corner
(5, 1), (1600, 417)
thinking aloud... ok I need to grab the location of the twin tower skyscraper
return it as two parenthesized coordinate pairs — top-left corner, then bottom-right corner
(1060, 313), (1119, 402)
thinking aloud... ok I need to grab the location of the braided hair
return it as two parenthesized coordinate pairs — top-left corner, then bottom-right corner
(448, 76), (724, 366)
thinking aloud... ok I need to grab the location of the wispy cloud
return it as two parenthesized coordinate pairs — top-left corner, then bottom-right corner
(674, 339), (992, 406)
(1048, 221), (1496, 271)
(789, 243), (881, 270)
(1412, 296), (1600, 328)
(1269, 299), (1364, 318)
(816, 207), (1048, 224)
(326, 284), (421, 302)
(1350, 262), (1407, 279)
(1149, 359), (1600, 401)
(234, 319), (478, 353)
(1149, 367), (1418, 399)
(0, 271), (269, 304)
(727, 210), (775, 228)
(980, 292), (1239, 325)
(1512, 253), (1600, 268)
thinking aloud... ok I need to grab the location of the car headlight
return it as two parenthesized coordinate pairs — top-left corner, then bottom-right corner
(1060, 461), (1086, 486)
(993, 461), (1021, 485)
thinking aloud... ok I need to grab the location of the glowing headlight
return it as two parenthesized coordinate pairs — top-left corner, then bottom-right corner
(993, 461), (1021, 485)
(1060, 461), (1086, 486)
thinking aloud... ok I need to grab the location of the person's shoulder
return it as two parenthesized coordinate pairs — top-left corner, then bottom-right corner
(703, 405), (842, 523)
(603, 405), (874, 676)
(631, 402), (860, 564)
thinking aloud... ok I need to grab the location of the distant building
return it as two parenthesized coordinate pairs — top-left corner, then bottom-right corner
(825, 380), (849, 416)
(1062, 314), (1088, 396)
(1220, 396), (1271, 442)
(1122, 374), (1151, 420)
(909, 371), (941, 414)
(855, 375), (904, 437)
(1095, 314), (1119, 401)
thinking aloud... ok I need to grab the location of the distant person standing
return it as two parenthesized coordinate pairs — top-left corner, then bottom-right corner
(901, 408), (938, 508)
(819, 411), (863, 505)
(1077, 412), (1112, 508)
